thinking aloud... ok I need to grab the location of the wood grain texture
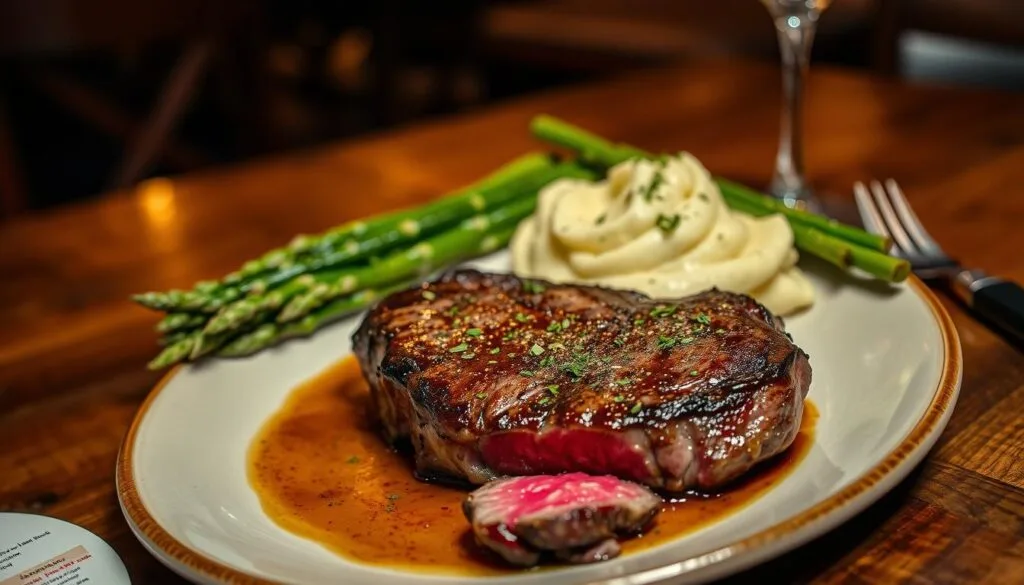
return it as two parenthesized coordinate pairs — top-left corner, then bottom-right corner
(1, 57), (1023, 584)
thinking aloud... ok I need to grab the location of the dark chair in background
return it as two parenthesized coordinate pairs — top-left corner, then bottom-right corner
(0, 0), (271, 219)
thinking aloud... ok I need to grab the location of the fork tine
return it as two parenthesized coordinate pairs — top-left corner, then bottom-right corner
(883, 179), (946, 256)
(869, 180), (918, 255)
(853, 182), (889, 240)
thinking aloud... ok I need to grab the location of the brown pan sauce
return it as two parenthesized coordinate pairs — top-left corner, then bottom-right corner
(248, 356), (817, 575)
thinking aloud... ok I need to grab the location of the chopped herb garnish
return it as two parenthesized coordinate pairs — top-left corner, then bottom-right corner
(539, 355), (555, 367)
(690, 370), (699, 376)
(601, 356), (612, 363)
(476, 392), (487, 399)
(461, 352), (476, 359)
(549, 342), (566, 351)
(630, 402), (643, 414)
(562, 352), (592, 379)
(514, 312), (531, 323)
(615, 378), (632, 386)
(489, 347), (501, 355)
(547, 321), (563, 333)
(452, 317), (463, 327)
(595, 213), (607, 225)
(656, 213), (681, 234)
(613, 336), (626, 347)
(421, 290), (436, 300)
(346, 455), (359, 464)
(656, 335), (676, 350)
(466, 328), (483, 337)
(502, 330), (519, 341)
(487, 360), (498, 365)
(641, 170), (665, 202)
(614, 395), (625, 403)
(539, 397), (551, 406)
(650, 305), (676, 318)
(716, 328), (726, 334)
(530, 343), (545, 356)
(523, 281), (546, 294)
(520, 370), (535, 377)
(547, 385), (560, 395)
(449, 342), (469, 353)
(446, 306), (460, 317)
(562, 318), (571, 329)
(634, 318), (646, 326)
(695, 313), (712, 325)
(679, 336), (695, 344)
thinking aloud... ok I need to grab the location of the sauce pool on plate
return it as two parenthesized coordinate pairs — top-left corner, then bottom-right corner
(248, 356), (817, 575)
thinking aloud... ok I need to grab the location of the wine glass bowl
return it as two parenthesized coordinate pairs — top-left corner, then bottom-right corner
(760, 0), (832, 211)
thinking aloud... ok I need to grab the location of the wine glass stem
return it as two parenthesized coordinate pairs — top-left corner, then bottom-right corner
(770, 12), (818, 206)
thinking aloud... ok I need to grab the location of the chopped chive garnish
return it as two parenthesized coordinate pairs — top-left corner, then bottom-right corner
(562, 352), (591, 379)
(530, 343), (545, 356)
(523, 281), (546, 294)
(539, 355), (555, 367)
(690, 370), (699, 376)
(679, 336), (695, 344)
(716, 328), (726, 334)
(650, 305), (676, 318)
(614, 395), (625, 403)
(549, 342), (566, 351)
(515, 312), (531, 323)
(449, 343), (469, 353)
(476, 392), (487, 399)
(489, 347), (500, 355)
(615, 378), (632, 386)
(547, 321), (562, 333)
(630, 402), (643, 414)
(656, 335), (676, 350)
(466, 328), (483, 337)
(642, 170), (664, 202)
(613, 336), (626, 347)
(547, 385), (560, 395)
(446, 306), (460, 317)
(487, 360), (497, 364)
(539, 397), (550, 405)
(656, 213), (681, 234)
(634, 318), (646, 326)
(502, 330), (519, 341)
(520, 370), (535, 377)
(422, 290), (436, 300)
(561, 318), (571, 330)
(461, 352), (476, 359)
(695, 313), (712, 325)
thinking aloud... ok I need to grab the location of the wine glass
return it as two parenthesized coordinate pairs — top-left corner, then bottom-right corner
(761, 0), (833, 211)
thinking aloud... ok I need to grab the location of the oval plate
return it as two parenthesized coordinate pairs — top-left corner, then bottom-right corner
(117, 252), (961, 585)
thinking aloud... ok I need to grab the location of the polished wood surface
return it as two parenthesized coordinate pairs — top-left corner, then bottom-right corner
(1, 57), (1022, 583)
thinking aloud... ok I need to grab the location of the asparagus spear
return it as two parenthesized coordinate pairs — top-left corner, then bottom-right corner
(132, 152), (569, 313)
(277, 199), (535, 324)
(218, 285), (406, 358)
(529, 115), (908, 282)
(156, 312), (207, 334)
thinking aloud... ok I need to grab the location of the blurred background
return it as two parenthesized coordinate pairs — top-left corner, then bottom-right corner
(1, 0), (1022, 219)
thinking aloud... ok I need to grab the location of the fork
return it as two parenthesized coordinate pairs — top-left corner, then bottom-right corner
(854, 178), (1024, 346)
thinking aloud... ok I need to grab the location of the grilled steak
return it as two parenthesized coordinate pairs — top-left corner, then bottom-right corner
(462, 473), (661, 566)
(352, 269), (811, 492)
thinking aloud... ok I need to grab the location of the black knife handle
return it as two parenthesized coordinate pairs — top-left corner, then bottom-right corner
(972, 279), (1024, 346)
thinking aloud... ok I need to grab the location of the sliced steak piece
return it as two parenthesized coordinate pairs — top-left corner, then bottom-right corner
(462, 473), (661, 566)
(352, 269), (811, 492)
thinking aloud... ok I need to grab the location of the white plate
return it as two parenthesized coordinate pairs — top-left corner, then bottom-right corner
(116, 251), (962, 585)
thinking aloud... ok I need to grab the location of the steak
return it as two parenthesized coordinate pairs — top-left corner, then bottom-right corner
(352, 269), (811, 492)
(462, 473), (661, 566)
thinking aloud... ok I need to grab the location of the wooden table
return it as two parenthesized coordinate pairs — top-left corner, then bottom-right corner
(1, 58), (1022, 584)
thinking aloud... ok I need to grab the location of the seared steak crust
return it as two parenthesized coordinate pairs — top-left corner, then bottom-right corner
(352, 269), (811, 492)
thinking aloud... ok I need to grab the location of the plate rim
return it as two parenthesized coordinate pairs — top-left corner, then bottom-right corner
(115, 276), (963, 585)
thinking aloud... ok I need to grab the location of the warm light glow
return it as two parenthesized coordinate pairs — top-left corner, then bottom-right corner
(137, 177), (178, 229)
